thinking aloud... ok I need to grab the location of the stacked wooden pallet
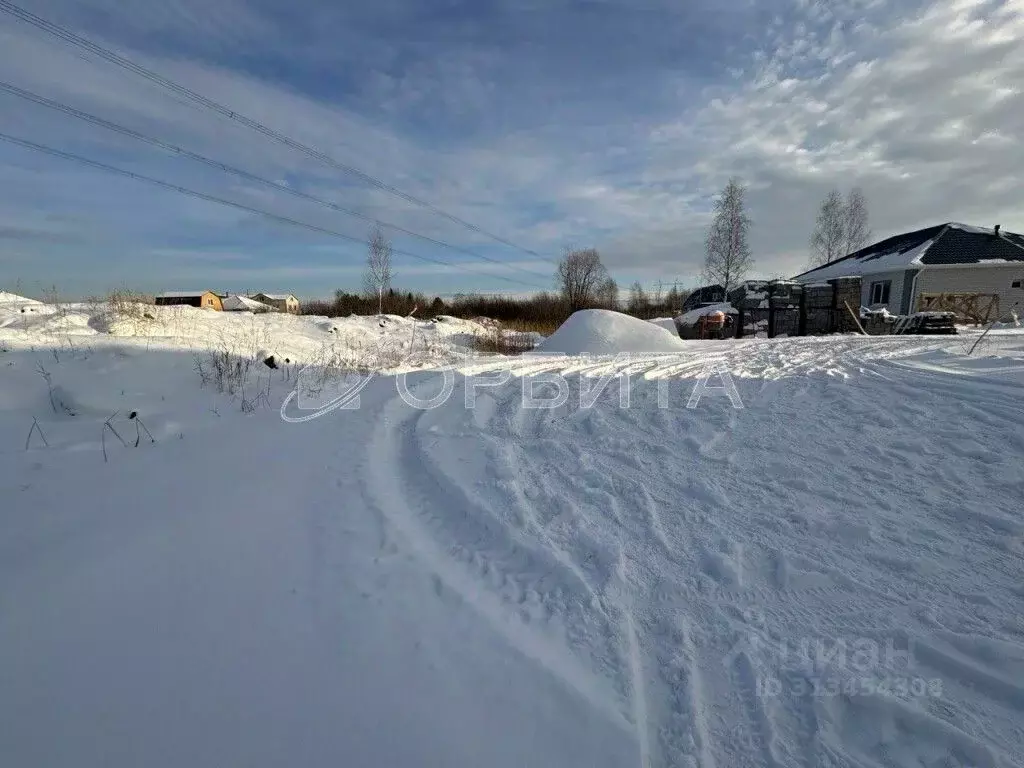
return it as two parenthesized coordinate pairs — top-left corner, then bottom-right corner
(893, 311), (957, 335)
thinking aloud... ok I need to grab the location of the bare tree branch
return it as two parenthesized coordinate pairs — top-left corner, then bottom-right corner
(556, 247), (609, 312)
(597, 277), (619, 309)
(810, 189), (846, 266)
(628, 282), (649, 314)
(702, 178), (753, 293)
(363, 225), (394, 315)
(810, 187), (872, 267)
(843, 187), (872, 257)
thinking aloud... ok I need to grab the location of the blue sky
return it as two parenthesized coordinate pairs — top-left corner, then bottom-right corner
(1, 0), (1023, 300)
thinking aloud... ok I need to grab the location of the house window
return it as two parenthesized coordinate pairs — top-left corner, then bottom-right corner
(207, 298), (213, 306)
(1013, 280), (1022, 288)
(869, 280), (891, 305)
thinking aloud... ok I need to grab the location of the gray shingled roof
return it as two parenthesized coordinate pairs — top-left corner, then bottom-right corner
(793, 223), (1024, 282)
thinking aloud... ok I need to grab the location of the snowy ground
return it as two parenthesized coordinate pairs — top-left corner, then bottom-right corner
(0, 297), (502, 368)
(2, 301), (1023, 767)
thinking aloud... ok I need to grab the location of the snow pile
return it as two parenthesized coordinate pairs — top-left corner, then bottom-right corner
(0, 291), (41, 305)
(221, 295), (274, 312)
(0, 300), (505, 369)
(0, 292), (44, 327)
(534, 309), (688, 354)
(646, 317), (679, 334)
(676, 302), (738, 325)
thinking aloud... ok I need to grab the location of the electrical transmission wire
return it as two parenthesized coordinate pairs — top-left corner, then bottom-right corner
(0, 80), (553, 281)
(0, 131), (550, 290)
(0, 0), (556, 264)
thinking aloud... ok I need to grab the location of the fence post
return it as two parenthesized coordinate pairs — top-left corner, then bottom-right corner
(798, 289), (807, 336)
(829, 280), (841, 333)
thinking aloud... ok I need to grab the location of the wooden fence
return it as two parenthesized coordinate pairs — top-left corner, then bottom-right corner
(915, 293), (1000, 325)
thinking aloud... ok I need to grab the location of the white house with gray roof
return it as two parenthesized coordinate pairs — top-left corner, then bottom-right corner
(792, 223), (1024, 320)
(250, 293), (300, 314)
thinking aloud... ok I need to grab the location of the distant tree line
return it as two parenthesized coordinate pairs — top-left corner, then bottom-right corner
(302, 283), (690, 330)
(303, 183), (872, 326)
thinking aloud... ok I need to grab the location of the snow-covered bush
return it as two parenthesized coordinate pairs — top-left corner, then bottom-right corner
(193, 347), (253, 395)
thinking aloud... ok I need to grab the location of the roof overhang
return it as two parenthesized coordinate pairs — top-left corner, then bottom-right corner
(920, 261), (1024, 269)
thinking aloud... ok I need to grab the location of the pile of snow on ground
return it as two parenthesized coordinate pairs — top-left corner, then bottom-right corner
(0, 300), (530, 369)
(0, 291), (40, 304)
(646, 317), (679, 335)
(535, 309), (688, 355)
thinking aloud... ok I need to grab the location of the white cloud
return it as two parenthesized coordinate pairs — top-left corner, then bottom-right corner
(607, 0), (1024, 280)
(2, 0), (1024, 296)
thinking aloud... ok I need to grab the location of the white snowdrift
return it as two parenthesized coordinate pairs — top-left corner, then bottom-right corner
(0, 300), (514, 369)
(221, 294), (274, 312)
(535, 309), (688, 355)
(646, 317), (679, 334)
(0, 291), (41, 305)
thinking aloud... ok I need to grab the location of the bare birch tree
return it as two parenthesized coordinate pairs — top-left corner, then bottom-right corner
(556, 247), (609, 311)
(597, 277), (619, 309)
(843, 187), (871, 258)
(810, 189), (846, 266)
(703, 178), (753, 294)
(363, 225), (393, 314)
(628, 281), (650, 314)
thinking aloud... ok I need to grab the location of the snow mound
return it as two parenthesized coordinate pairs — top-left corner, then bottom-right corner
(677, 302), (738, 325)
(0, 291), (41, 305)
(647, 317), (679, 334)
(222, 295), (273, 312)
(534, 309), (688, 355)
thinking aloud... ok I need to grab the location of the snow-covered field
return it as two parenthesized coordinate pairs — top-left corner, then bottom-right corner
(0, 295), (499, 368)
(2, 299), (1023, 767)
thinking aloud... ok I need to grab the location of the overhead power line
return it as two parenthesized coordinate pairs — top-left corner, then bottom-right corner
(0, 0), (555, 264)
(0, 131), (549, 290)
(0, 80), (552, 281)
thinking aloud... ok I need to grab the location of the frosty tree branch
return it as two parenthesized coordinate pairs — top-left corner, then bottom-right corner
(557, 247), (610, 311)
(843, 187), (872, 259)
(811, 187), (872, 267)
(363, 226), (394, 315)
(702, 178), (753, 294)
(810, 189), (846, 267)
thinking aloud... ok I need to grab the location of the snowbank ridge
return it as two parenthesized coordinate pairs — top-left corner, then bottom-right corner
(535, 309), (689, 355)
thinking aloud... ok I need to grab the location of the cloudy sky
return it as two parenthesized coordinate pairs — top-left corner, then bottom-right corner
(1, 0), (1022, 299)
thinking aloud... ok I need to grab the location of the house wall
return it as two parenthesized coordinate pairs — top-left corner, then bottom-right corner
(915, 265), (1024, 320)
(860, 270), (907, 314)
(155, 293), (222, 310)
(252, 295), (299, 313)
(201, 292), (223, 311)
(155, 296), (200, 308)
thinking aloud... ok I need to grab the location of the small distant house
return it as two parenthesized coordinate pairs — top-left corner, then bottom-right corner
(792, 223), (1024, 320)
(680, 285), (726, 312)
(154, 291), (223, 311)
(250, 293), (300, 314)
(222, 295), (274, 312)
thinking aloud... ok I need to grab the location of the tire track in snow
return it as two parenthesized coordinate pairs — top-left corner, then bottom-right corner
(471, 375), (748, 768)
(732, 650), (783, 768)
(370, 335), (1024, 766)
(624, 606), (652, 768)
(361, 382), (633, 734)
